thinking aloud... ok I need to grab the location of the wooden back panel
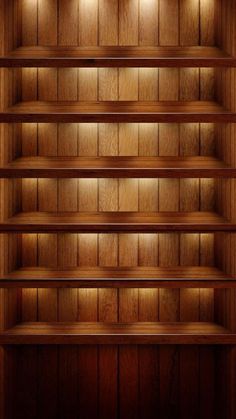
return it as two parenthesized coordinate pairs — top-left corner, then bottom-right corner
(17, 67), (216, 103)
(14, 0), (216, 48)
(7, 122), (215, 159)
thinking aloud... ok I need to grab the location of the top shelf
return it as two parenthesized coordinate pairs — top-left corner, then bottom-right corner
(1, 46), (235, 68)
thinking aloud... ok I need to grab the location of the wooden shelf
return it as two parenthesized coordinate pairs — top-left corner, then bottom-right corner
(0, 266), (235, 288)
(0, 322), (234, 345)
(1, 156), (234, 178)
(1, 46), (235, 67)
(1, 101), (235, 123)
(0, 211), (233, 232)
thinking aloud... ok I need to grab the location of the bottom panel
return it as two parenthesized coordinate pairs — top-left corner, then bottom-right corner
(1, 345), (235, 419)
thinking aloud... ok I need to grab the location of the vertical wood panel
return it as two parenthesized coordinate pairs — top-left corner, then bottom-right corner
(200, 0), (215, 45)
(180, 0), (199, 45)
(159, 0), (179, 46)
(58, 346), (78, 419)
(78, 123), (98, 156)
(58, 0), (78, 46)
(58, 69), (78, 101)
(99, 0), (118, 46)
(78, 69), (98, 100)
(119, 0), (139, 46)
(139, 0), (159, 46)
(21, 0), (38, 46)
(119, 69), (139, 100)
(38, 0), (58, 46)
(79, 0), (98, 46)
(38, 346), (58, 419)
(119, 123), (139, 156)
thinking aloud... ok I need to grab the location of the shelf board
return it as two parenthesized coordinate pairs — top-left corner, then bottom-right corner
(1, 101), (235, 123)
(1, 156), (234, 178)
(0, 322), (234, 344)
(1, 46), (235, 67)
(0, 266), (235, 288)
(0, 211), (233, 232)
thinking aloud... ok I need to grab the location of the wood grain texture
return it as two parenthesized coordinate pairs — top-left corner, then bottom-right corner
(1, 1), (236, 418)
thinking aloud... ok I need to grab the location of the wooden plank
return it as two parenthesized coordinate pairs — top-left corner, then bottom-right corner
(38, 69), (58, 101)
(119, 123), (139, 156)
(78, 123), (98, 156)
(119, 0), (139, 46)
(139, 123), (158, 156)
(58, 346), (78, 419)
(78, 69), (98, 100)
(180, 123), (199, 156)
(180, 0), (199, 46)
(15, 346), (38, 419)
(79, 0), (98, 46)
(21, 123), (38, 157)
(58, 69), (78, 101)
(58, 179), (78, 211)
(159, 69), (179, 100)
(99, 123), (118, 156)
(79, 178), (97, 211)
(119, 69), (139, 100)
(21, 0), (38, 46)
(139, 69), (158, 101)
(159, 0), (179, 46)
(38, 123), (58, 156)
(139, 0), (159, 46)
(180, 68), (199, 100)
(99, 0), (118, 46)
(99, 69), (118, 100)
(58, 0), (78, 46)
(38, 0), (58, 46)
(58, 123), (78, 156)
(38, 346), (58, 419)
(200, 0), (215, 46)
(180, 179), (199, 211)
(159, 124), (179, 156)
(139, 179), (158, 211)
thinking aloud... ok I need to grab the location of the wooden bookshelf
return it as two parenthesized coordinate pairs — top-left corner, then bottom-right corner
(1, 0), (236, 417)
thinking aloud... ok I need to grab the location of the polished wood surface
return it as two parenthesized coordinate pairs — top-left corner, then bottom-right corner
(0, 322), (234, 344)
(0, 266), (235, 288)
(2, 101), (235, 123)
(1, 46), (235, 67)
(1, 156), (234, 178)
(1, 211), (233, 232)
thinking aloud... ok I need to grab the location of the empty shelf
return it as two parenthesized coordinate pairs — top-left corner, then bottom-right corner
(1, 156), (234, 178)
(0, 211), (233, 232)
(0, 266), (235, 288)
(0, 322), (234, 344)
(1, 101), (235, 123)
(1, 46), (235, 67)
